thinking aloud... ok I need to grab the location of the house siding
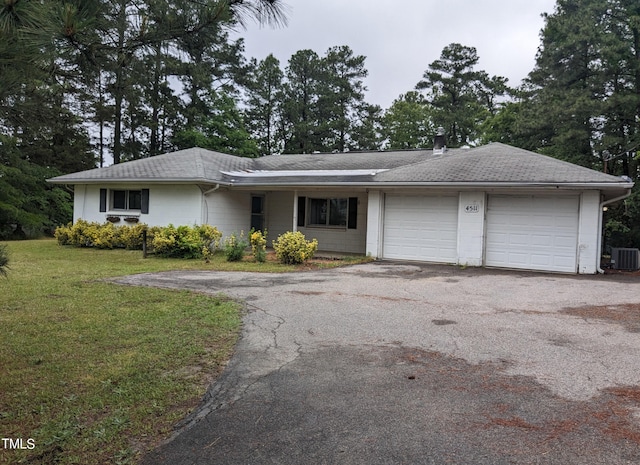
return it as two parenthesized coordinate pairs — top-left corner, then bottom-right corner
(73, 184), (202, 226)
(298, 191), (367, 254)
(265, 191), (295, 244)
(265, 191), (367, 254)
(204, 189), (251, 238)
(577, 191), (601, 274)
(366, 190), (384, 258)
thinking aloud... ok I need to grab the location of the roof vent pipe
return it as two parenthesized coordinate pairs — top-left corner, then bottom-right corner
(433, 127), (447, 155)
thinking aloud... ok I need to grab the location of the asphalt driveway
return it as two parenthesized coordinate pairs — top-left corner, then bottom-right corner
(114, 262), (640, 464)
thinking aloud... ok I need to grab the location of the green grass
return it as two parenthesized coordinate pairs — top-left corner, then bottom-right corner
(0, 240), (371, 464)
(0, 240), (255, 464)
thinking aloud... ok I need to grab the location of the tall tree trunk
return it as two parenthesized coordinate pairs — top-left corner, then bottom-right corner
(112, 1), (127, 164)
(149, 44), (162, 157)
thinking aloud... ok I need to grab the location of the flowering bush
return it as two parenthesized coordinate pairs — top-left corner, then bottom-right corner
(223, 231), (248, 262)
(198, 224), (223, 251)
(250, 229), (267, 262)
(272, 231), (318, 265)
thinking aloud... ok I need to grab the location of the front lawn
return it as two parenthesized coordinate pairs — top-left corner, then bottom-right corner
(0, 239), (370, 463)
(0, 240), (295, 464)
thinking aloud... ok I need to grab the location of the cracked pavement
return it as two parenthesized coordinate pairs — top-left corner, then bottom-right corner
(113, 262), (640, 464)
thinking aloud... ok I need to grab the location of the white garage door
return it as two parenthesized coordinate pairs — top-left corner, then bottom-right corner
(383, 194), (458, 263)
(485, 195), (579, 273)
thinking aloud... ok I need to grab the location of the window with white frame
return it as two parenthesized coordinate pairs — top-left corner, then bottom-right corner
(112, 190), (142, 210)
(302, 197), (358, 229)
(100, 188), (149, 214)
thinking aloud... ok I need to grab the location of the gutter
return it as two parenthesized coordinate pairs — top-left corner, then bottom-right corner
(596, 188), (634, 273)
(46, 177), (234, 186)
(46, 176), (633, 191)
(221, 181), (635, 189)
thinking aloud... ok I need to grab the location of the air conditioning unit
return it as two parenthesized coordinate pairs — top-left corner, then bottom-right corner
(610, 248), (640, 271)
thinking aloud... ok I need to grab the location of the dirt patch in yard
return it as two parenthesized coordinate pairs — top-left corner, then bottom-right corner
(143, 344), (640, 465)
(561, 303), (640, 332)
(397, 347), (640, 462)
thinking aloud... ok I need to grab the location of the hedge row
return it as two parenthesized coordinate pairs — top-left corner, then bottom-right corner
(54, 221), (318, 263)
(54, 220), (222, 259)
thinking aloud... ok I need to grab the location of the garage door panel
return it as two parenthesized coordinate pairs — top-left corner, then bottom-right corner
(486, 195), (579, 273)
(530, 254), (552, 266)
(509, 233), (534, 246)
(383, 195), (458, 263)
(531, 234), (555, 247)
(554, 235), (577, 247)
(509, 252), (533, 265)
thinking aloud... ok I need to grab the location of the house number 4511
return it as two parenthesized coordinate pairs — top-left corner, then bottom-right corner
(464, 204), (480, 213)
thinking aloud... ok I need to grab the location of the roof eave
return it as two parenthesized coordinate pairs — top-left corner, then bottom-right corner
(224, 180), (635, 189)
(47, 176), (634, 191)
(47, 177), (231, 186)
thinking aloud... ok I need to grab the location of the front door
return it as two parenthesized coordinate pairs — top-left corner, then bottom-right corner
(250, 195), (265, 232)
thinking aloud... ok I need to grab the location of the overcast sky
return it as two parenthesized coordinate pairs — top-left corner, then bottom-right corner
(233, 0), (558, 109)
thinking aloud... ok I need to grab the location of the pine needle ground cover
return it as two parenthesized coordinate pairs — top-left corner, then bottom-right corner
(0, 240), (243, 464)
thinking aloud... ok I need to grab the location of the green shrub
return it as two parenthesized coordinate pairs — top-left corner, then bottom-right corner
(146, 225), (163, 245)
(55, 220), (138, 249)
(152, 224), (197, 258)
(151, 224), (223, 259)
(224, 231), (248, 262)
(93, 221), (118, 249)
(250, 229), (267, 263)
(54, 222), (222, 259)
(54, 223), (72, 245)
(196, 224), (223, 260)
(68, 219), (97, 247)
(119, 223), (148, 250)
(0, 244), (9, 277)
(197, 224), (223, 250)
(272, 231), (318, 265)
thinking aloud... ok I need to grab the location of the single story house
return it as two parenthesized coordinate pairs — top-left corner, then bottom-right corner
(48, 142), (634, 274)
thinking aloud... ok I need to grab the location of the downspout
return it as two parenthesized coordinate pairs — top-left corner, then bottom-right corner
(203, 184), (221, 196)
(80, 185), (86, 221)
(293, 190), (298, 232)
(202, 184), (220, 225)
(596, 189), (633, 273)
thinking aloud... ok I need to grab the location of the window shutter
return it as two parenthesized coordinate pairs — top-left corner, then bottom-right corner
(99, 189), (107, 212)
(141, 189), (149, 214)
(297, 196), (306, 227)
(348, 197), (358, 229)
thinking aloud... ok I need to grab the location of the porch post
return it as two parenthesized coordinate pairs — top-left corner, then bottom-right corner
(292, 190), (298, 232)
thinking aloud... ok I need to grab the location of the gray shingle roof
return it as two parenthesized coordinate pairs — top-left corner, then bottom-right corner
(252, 150), (431, 171)
(48, 143), (631, 189)
(374, 143), (624, 184)
(48, 147), (251, 183)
